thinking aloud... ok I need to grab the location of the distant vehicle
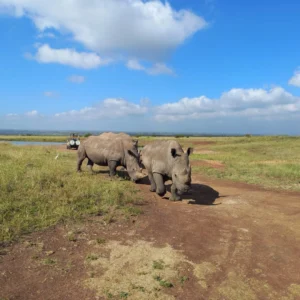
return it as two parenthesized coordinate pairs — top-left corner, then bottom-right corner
(66, 133), (80, 150)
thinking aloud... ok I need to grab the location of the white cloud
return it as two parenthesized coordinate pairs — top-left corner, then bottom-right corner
(25, 110), (39, 116)
(0, 0), (207, 63)
(37, 32), (55, 39)
(126, 59), (174, 76)
(33, 44), (111, 69)
(68, 75), (85, 84)
(155, 87), (300, 121)
(44, 91), (59, 97)
(6, 111), (40, 118)
(6, 113), (18, 117)
(126, 59), (145, 71)
(288, 69), (300, 87)
(53, 87), (300, 123)
(147, 63), (175, 76)
(3, 87), (300, 134)
(55, 98), (148, 120)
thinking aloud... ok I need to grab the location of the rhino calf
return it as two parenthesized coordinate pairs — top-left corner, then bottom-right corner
(140, 140), (193, 201)
(77, 134), (143, 182)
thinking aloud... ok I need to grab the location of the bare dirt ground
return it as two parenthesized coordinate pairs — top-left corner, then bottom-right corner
(1, 147), (300, 299)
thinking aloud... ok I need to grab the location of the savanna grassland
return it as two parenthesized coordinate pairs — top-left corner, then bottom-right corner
(0, 142), (141, 243)
(1, 135), (300, 300)
(1, 135), (300, 244)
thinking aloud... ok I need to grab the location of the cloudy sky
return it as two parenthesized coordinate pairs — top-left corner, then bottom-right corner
(1, 0), (300, 134)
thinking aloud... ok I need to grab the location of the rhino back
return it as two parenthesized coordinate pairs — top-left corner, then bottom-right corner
(98, 132), (132, 140)
(141, 140), (183, 175)
(83, 136), (124, 165)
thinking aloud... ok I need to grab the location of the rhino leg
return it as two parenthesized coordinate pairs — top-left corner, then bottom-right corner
(77, 146), (86, 172)
(87, 159), (95, 174)
(148, 172), (156, 192)
(153, 173), (166, 197)
(108, 160), (118, 177)
(170, 184), (181, 201)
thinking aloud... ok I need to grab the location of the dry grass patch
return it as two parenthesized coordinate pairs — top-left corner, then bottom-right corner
(85, 240), (191, 300)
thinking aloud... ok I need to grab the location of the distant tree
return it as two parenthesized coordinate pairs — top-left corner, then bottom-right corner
(245, 134), (252, 138)
(84, 133), (92, 138)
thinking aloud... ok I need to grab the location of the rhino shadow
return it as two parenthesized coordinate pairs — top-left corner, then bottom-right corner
(165, 182), (221, 205)
(87, 169), (133, 182)
(138, 175), (221, 205)
(87, 167), (132, 180)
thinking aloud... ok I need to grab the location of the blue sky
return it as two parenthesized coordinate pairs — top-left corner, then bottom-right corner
(0, 0), (300, 134)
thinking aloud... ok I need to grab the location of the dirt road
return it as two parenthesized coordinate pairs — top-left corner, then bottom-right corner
(1, 173), (300, 299)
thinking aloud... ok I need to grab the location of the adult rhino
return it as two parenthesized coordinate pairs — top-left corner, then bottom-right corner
(77, 135), (143, 182)
(98, 132), (133, 140)
(140, 140), (193, 201)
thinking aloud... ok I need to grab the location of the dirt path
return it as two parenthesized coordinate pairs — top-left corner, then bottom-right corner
(1, 174), (300, 300)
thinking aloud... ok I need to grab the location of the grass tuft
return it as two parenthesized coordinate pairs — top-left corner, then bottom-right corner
(42, 258), (56, 266)
(179, 275), (189, 285)
(86, 254), (99, 262)
(153, 275), (173, 288)
(96, 238), (106, 244)
(152, 259), (165, 270)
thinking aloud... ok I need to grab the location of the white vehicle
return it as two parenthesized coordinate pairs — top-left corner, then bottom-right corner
(66, 133), (80, 150)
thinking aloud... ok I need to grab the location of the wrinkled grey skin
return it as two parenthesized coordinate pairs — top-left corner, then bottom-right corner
(98, 132), (133, 140)
(140, 140), (193, 201)
(77, 135), (143, 182)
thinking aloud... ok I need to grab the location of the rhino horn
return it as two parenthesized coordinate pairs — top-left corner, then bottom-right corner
(136, 171), (145, 179)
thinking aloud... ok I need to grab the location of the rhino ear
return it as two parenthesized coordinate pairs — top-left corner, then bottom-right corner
(128, 150), (138, 159)
(187, 147), (194, 156)
(132, 139), (138, 146)
(171, 148), (177, 158)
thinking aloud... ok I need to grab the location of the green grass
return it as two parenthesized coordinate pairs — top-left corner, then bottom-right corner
(0, 135), (69, 142)
(0, 143), (142, 243)
(119, 292), (129, 298)
(42, 258), (57, 266)
(152, 260), (165, 270)
(179, 276), (189, 285)
(96, 237), (106, 244)
(153, 275), (173, 288)
(86, 254), (99, 262)
(190, 136), (300, 191)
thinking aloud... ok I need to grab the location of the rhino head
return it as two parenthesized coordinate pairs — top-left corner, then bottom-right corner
(125, 141), (144, 182)
(170, 147), (193, 194)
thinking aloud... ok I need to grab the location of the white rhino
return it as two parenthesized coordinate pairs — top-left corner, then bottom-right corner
(77, 134), (143, 182)
(140, 140), (193, 200)
(98, 132), (134, 140)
